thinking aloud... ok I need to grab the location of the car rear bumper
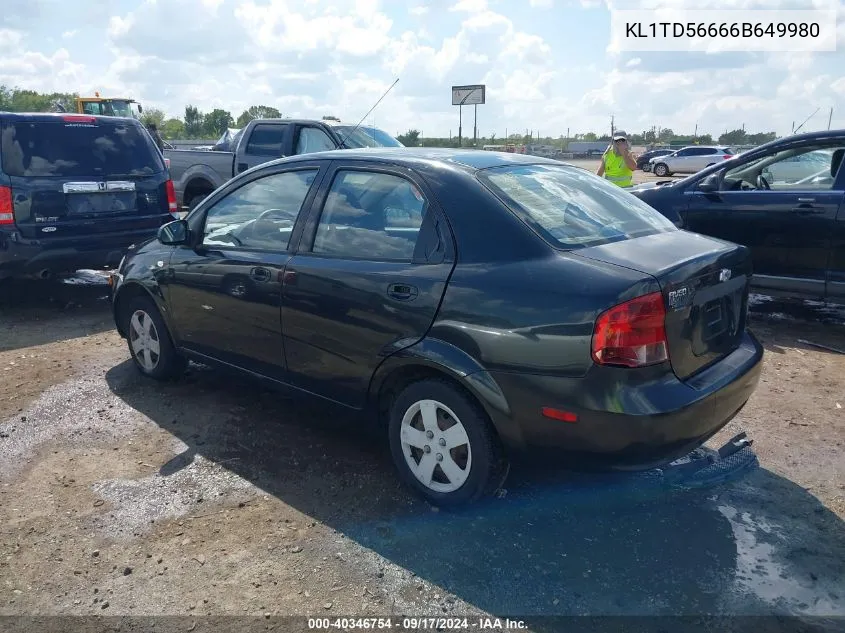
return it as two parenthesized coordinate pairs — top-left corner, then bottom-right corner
(0, 228), (157, 278)
(487, 330), (764, 470)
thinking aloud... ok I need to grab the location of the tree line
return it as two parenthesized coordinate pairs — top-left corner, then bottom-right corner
(1, 85), (777, 146)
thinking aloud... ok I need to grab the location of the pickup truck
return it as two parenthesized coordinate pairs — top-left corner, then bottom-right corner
(164, 118), (404, 213)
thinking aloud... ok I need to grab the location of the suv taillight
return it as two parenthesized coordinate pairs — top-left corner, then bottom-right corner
(591, 292), (669, 368)
(0, 186), (14, 225)
(165, 180), (179, 218)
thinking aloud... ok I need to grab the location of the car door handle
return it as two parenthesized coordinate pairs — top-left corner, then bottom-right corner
(387, 283), (418, 301)
(250, 267), (271, 282)
(797, 198), (815, 203)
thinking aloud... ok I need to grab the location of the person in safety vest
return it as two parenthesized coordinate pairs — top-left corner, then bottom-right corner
(596, 131), (637, 187)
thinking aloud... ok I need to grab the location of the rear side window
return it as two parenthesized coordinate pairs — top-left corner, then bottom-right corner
(245, 124), (287, 157)
(480, 164), (677, 249)
(0, 118), (163, 178)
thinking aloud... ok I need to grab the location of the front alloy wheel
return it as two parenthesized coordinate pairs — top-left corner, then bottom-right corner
(129, 309), (161, 372)
(123, 296), (186, 380)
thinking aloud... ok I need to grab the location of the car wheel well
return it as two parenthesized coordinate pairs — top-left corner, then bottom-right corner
(376, 364), (501, 442)
(114, 284), (168, 342)
(184, 179), (215, 206)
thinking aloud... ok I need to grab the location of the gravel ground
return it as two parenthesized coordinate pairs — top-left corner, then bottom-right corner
(0, 258), (844, 627)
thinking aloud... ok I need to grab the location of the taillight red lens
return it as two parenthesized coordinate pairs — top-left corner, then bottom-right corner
(723, 154), (732, 159)
(591, 291), (669, 368)
(62, 115), (96, 123)
(165, 180), (179, 217)
(0, 186), (14, 225)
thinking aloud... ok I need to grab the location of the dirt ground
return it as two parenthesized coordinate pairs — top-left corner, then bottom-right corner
(1, 268), (844, 626)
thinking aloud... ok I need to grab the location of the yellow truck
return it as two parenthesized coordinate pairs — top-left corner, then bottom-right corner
(74, 93), (142, 119)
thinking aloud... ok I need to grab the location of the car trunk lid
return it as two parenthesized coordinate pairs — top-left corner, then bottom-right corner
(576, 230), (752, 380)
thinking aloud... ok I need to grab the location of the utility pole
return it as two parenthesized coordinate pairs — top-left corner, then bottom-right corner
(828, 107), (834, 130)
(473, 103), (478, 147)
(458, 105), (462, 147)
(611, 115), (615, 138)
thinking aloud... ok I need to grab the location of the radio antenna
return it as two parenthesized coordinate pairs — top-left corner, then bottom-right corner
(793, 107), (821, 134)
(337, 77), (399, 149)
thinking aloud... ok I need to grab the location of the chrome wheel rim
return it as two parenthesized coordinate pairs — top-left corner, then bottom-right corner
(129, 309), (161, 372)
(400, 399), (472, 494)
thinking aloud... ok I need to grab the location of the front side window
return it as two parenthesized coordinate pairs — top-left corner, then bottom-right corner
(313, 170), (427, 260)
(722, 145), (843, 191)
(202, 169), (318, 250)
(480, 164), (677, 249)
(295, 127), (336, 155)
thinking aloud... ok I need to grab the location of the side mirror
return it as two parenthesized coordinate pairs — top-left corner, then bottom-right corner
(138, 104), (143, 113)
(158, 219), (189, 245)
(697, 173), (721, 193)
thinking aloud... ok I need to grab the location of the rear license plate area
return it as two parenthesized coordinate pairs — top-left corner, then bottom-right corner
(63, 181), (137, 216)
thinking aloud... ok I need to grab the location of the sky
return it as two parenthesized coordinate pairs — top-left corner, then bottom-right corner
(1, 0), (843, 139)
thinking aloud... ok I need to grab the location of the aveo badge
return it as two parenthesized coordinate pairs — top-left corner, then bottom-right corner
(667, 285), (693, 311)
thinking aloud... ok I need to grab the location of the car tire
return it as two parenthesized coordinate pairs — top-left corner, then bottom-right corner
(653, 163), (670, 177)
(122, 295), (186, 381)
(186, 195), (206, 215)
(388, 378), (505, 508)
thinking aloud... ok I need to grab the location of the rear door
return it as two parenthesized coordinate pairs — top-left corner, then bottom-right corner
(235, 122), (291, 175)
(0, 114), (170, 244)
(281, 161), (455, 408)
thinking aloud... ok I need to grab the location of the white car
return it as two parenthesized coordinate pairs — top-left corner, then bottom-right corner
(649, 146), (735, 177)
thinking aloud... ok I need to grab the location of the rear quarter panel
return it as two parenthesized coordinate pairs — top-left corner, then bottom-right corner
(165, 150), (232, 204)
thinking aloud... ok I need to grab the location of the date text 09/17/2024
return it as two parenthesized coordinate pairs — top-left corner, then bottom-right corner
(307, 617), (528, 630)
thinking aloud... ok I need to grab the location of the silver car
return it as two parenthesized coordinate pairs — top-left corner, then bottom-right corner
(650, 146), (735, 177)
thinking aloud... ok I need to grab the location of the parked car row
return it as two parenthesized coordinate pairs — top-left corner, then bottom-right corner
(0, 112), (403, 280)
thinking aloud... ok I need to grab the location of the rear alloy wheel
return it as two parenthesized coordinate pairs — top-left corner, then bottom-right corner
(388, 379), (503, 508)
(653, 163), (670, 177)
(124, 296), (186, 380)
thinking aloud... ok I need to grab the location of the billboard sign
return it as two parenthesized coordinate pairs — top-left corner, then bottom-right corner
(451, 85), (486, 106)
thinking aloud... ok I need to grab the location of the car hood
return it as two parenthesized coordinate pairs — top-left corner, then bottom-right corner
(627, 180), (676, 193)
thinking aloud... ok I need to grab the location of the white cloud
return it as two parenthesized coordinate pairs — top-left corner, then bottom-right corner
(0, 0), (842, 138)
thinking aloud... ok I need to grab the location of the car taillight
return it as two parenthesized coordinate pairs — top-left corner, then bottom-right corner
(0, 186), (14, 225)
(591, 291), (669, 368)
(723, 154), (732, 159)
(165, 180), (179, 218)
(62, 115), (96, 123)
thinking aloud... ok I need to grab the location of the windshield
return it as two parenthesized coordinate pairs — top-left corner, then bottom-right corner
(335, 126), (404, 149)
(480, 164), (677, 249)
(0, 118), (165, 178)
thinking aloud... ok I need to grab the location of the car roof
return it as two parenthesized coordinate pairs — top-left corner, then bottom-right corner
(0, 111), (140, 123)
(272, 147), (563, 172)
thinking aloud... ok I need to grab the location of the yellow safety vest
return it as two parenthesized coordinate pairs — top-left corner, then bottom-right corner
(603, 151), (633, 187)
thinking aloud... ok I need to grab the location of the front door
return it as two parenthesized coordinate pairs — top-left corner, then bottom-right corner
(685, 142), (845, 297)
(281, 163), (455, 408)
(166, 165), (324, 377)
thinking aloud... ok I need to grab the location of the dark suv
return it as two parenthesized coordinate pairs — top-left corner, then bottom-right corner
(0, 113), (178, 280)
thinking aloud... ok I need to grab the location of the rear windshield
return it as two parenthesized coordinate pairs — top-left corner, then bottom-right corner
(479, 164), (677, 249)
(0, 118), (164, 178)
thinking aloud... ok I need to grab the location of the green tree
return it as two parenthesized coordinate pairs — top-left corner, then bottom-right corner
(236, 105), (281, 127)
(184, 105), (204, 138)
(203, 108), (234, 137)
(140, 107), (165, 129)
(746, 131), (777, 145)
(657, 128), (675, 142)
(583, 132), (597, 141)
(397, 129), (421, 146)
(718, 128), (747, 145)
(161, 118), (185, 140)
